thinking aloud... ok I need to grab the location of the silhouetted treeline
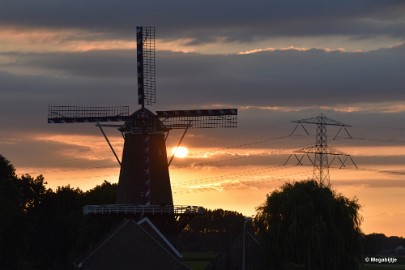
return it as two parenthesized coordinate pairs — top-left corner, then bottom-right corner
(0, 155), (246, 269)
(363, 233), (405, 256)
(2, 155), (404, 269)
(0, 155), (117, 269)
(177, 208), (246, 252)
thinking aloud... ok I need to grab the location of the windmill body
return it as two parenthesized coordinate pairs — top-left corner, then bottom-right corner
(117, 108), (173, 205)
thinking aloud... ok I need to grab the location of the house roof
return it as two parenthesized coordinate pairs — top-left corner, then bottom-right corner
(75, 218), (190, 270)
(206, 232), (261, 270)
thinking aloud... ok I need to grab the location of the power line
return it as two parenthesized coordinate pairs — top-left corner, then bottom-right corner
(173, 164), (297, 187)
(185, 134), (292, 158)
(340, 136), (405, 144)
(173, 169), (313, 195)
(14, 118), (405, 191)
(174, 142), (314, 168)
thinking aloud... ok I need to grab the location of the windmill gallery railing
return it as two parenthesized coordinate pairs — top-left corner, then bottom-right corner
(83, 204), (204, 216)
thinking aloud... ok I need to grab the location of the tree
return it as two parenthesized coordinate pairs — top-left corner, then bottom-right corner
(25, 185), (84, 270)
(0, 155), (86, 269)
(362, 233), (386, 256)
(0, 155), (22, 269)
(178, 208), (245, 251)
(84, 180), (117, 205)
(255, 180), (363, 270)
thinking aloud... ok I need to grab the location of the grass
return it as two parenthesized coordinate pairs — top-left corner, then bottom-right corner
(182, 252), (218, 270)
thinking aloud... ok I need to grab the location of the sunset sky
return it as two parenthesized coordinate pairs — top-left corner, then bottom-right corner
(1, 0), (405, 237)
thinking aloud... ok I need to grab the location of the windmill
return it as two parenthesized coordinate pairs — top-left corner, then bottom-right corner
(48, 26), (237, 233)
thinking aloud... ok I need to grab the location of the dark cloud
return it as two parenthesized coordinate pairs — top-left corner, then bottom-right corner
(0, 69), (136, 137)
(0, 0), (404, 43)
(2, 51), (137, 78)
(3, 44), (405, 110)
(1, 43), (405, 145)
(158, 45), (405, 107)
(0, 138), (117, 170)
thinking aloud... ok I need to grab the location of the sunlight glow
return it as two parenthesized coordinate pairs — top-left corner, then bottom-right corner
(171, 146), (189, 158)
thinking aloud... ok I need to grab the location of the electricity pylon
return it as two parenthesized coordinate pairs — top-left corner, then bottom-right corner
(285, 113), (357, 186)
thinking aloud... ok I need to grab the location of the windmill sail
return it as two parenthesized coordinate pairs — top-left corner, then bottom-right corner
(48, 105), (130, 123)
(157, 109), (237, 129)
(137, 26), (156, 107)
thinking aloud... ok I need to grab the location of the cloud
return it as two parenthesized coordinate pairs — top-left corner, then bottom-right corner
(5, 43), (405, 108)
(158, 45), (405, 108)
(336, 179), (405, 188)
(0, 0), (404, 48)
(1, 43), (405, 142)
(0, 136), (117, 170)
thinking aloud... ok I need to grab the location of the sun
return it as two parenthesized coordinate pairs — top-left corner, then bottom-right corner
(171, 146), (189, 158)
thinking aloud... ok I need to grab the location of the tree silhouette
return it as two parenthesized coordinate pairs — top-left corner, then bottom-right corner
(255, 180), (363, 270)
(0, 154), (22, 268)
(178, 208), (245, 251)
(1, 155), (370, 269)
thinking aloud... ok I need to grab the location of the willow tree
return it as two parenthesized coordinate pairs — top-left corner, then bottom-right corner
(255, 180), (362, 270)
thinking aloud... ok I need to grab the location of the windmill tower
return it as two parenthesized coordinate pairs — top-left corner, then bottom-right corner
(48, 26), (237, 233)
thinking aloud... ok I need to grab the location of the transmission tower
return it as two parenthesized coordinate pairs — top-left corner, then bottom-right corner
(285, 113), (357, 186)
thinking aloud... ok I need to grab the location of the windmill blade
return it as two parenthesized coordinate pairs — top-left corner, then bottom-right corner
(137, 26), (156, 107)
(48, 105), (130, 123)
(156, 109), (237, 129)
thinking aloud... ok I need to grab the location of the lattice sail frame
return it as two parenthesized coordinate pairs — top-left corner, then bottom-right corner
(157, 109), (237, 129)
(137, 26), (156, 107)
(48, 106), (237, 130)
(48, 105), (130, 123)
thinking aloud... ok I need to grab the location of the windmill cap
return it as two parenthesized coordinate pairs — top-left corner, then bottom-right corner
(119, 108), (165, 133)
